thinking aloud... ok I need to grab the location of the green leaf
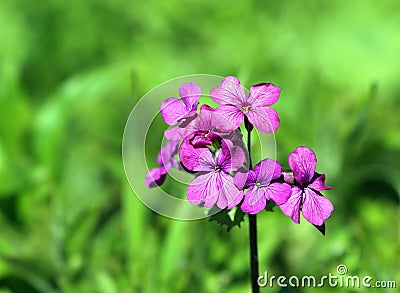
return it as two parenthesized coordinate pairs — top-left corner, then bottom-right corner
(209, 207), (245, 232)
(264, 200), (276, 212)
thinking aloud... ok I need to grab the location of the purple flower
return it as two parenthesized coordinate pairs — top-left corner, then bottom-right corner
(180, 139), (245, 209)
(160, 82), (201, 126)
(145, 140), (179, 188)
(235, 159), (292, 214)
(279, 146), (333, 226)
(189, 105), (240, 147)
(166, 105), (238, 145)
(210, 76), (281, 133)
(145, 168), (167, 188)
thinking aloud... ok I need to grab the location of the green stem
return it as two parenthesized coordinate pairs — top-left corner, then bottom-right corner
(245, 116), (259, 293)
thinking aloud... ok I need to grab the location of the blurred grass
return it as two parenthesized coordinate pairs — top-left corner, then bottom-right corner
(0, 0), (399, 292)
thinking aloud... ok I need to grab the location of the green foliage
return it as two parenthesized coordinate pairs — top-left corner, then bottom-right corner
(0, 0), (399, 292)
(209, 207), (246, 232)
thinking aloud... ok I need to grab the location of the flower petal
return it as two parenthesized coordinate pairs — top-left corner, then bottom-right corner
(214, 105), (244, 129)
(241, 187), (266, 214)
(178, 111), (197, 127)
(164, 126), (181, 141)
(187, 172), (242, 209)
(264, 108), (280, 132)
(302, 188), (334, 226)
(234, 169), (256, 190)
(217, 172), (244, 209)
(160, 98), (189, 125)
(210, 76), (247, 106)
(279, 186), (303, 224)
(217, 139), (245, 172)
(179, 82), (201, 110)
(187, 172), (218, 206)
(189, 131), (215, 148)
(157, 140), (179, 169)
(194, 105), (238, 134)
(282, 172), (295, 185)
(248, 83), (281, 107)
(145, 168), (166, 188)
(164, 124), (194, 141)
(179, 137), (214, 171)
(263, 182), (292, 205)
(288, 146), (317, 186)
(308, 174), (332, 191)
(253, 159), (282, 185)
(192, 105), (216, 130)
(246, 107), (280, 134)
(170, 157), (180, 169)
(228, 128), (244, 144)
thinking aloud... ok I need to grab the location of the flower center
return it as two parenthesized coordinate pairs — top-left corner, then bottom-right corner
(214, 165), (221, 172)
(242, 105), (251, 114)
(204, 130), (211, 138)
(255, 182), (262, 188)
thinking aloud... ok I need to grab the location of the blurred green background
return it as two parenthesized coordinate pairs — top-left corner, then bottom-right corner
(0, 0), (399, 292)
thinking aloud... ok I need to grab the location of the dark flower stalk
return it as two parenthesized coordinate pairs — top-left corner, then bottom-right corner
(245, 116), (260, 293)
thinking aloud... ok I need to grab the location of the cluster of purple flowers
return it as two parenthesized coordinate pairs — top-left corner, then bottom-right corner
(146, 77), (333, 227)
